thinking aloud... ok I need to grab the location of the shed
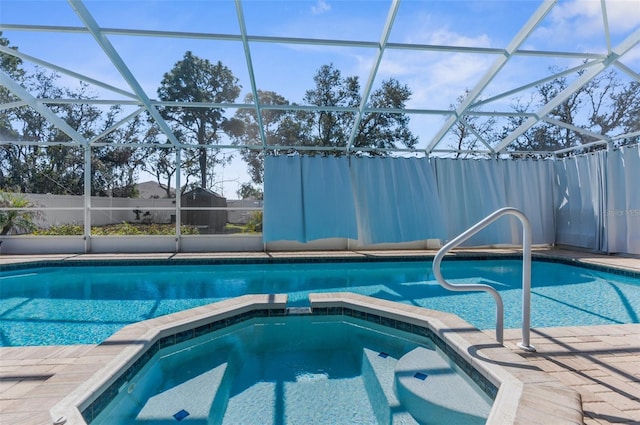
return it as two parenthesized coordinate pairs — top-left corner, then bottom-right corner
(181, 188), (227, 234)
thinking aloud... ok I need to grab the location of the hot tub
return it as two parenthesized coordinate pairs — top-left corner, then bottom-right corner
(91, 314), (492, 424)
(51, 293), (583, 425)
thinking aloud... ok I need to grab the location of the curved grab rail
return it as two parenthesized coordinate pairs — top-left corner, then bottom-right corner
(432, 207), (535, 351)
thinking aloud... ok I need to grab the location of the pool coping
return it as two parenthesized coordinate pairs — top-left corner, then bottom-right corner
(2, 249), (639, 280)
(50, 293), (582, 425)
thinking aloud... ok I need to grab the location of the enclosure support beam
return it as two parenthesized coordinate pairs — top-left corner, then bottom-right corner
(0, 44), (138, 99)
(235, 0), (268, 151)
(67, 0), (181, 147)
(345, 0), (400, 152)
(0, 70), (89, 145)
(543, 118), (611, 143)
(88, 107), (146, 145)
(459, 117), (495, 153)
(495, 26), (640, 153)
(175, 148), (182, 253)
(84, 145), (92, 253)
(471, 60), (598, 109)
(425, 0), (557, 154)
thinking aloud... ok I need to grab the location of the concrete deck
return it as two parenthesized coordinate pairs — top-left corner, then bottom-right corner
(1, 248), (639, 424)
(503, 325), (640, 425)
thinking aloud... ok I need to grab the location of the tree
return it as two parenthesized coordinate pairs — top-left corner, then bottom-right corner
(302, 63), (417, 152)
(0, 33), (23, 79)
(91, 106), (147, 197)
(237, 182), (263, 200)
(0, 68), (100, 195)
(157, 51), (241, 189)
(140, 120), (180, 198)
(505, 68), (640, 154)
(0, 33), (24, 134)
(0, 33), (25, 188)
(0, 192), (39, 235)
(449, 89), (496, 157)
(302, 64), (360, 148)
(586, 73), (640, 147)
(230, 90), (306, 184)
(352, 78), (418, 152)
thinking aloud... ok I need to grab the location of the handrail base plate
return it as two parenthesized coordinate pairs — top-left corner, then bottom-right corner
(517, 342), (537, 352)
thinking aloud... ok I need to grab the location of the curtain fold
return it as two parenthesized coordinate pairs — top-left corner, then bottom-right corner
(500, 159), (556, 245)
(263, 155), (357, 243)
(433, 158), (511, 245)
(605, 145), (640, 254)
(301, 156), (358, 242)
(350, 157), (445, 244)
(264, 150), (637, 254)
(263, 155), (305, 242)
(554, 152), (606, 250)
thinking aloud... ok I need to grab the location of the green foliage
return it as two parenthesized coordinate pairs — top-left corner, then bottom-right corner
(231, 64), (418, 185)
(1, 32), (24, 144)
(223, 211), (262, 234)
(224, 211), (262, 233)
(0, 192), (39, 235)
(33, 223), (83, 236)
(302, 64), (360, 148)
(1, 67), (146, 196)
(354, 78), (418, 152)
(237, 183), (263, 200)
(505, 69), (640, 154)
(3, 32), (639, 196)
(245, 211), (263, 233)
(158, 51), (241, 189)
(302, 64), (417, 152)
(230, 90), (305, 184)
(34, 223), (200, 236)
(91, 106), (146, 197)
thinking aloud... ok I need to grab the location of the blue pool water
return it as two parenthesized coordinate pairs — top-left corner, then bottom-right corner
(91, 315), (492, 425)
(1, 259), (639, 346)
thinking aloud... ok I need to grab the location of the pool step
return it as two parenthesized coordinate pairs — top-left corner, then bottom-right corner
(362, 348), (420, 425)
(394, 347), (491, 425)
(134, 362), (229, 423)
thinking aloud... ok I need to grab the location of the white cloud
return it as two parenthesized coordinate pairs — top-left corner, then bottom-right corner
(603, 0), (640, 31)
(311, 0), (331, 16)
(375, 28), (495, 110)
(423, 29), (492, 50)
(537, 0), (640, 44)
(406, 53), (494, 110)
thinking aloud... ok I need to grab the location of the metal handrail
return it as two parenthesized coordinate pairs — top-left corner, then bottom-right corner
(432, 207), (536, 351)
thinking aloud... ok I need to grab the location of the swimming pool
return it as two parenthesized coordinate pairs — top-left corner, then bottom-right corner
(90, 315), (493, 425)
(1, 258), (639, 346)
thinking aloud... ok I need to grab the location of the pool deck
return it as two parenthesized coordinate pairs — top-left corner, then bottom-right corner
(1, 248), (639, 425)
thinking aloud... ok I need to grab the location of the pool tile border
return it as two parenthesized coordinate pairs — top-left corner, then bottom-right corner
(3, 252), (638, 279)
(52, 293), (583, 425)
(83, 306), (497, 423)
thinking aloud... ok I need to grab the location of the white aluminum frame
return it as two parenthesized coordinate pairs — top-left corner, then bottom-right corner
(0, 0), (639, 253)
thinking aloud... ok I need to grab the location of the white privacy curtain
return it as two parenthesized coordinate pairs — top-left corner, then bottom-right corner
(499, 159), (556, 245)
(263, 155), (357, 243)
(301, 155), (358, 242)
(432, 158), (556, 245)
(263, 155), (304, 242)
(554, 152), (606, 250)
(264, 150), (637, 254)
(432, 158), (511, 245)
(605, 145), (640, 254)
(350, 157), (445, 244)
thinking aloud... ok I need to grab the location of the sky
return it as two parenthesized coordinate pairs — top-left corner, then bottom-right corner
(1, 0), (639, 196)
